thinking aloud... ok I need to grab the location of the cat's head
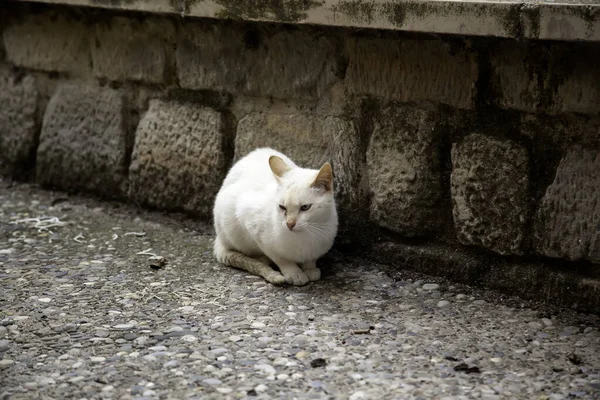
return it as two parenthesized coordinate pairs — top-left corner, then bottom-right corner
(269, 155), (336, 232)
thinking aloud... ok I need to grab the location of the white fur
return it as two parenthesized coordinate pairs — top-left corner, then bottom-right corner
(213, 148), (338, 285)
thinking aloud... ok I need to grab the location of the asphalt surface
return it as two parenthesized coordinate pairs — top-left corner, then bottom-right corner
(0, 180), (599, 399)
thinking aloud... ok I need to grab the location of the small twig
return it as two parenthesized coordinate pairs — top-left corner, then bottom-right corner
(124, 232), (146, 237)
(112, 234), (118, 240)
(74, 234), (85, 243)
(137, 248), (158, 257)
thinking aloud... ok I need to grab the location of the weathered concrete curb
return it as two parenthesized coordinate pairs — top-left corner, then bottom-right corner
(8, 0), (600, 42)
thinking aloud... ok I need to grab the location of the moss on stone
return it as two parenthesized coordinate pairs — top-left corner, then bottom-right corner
(215, 0), (323, 22)
(330, 0), (377, 24)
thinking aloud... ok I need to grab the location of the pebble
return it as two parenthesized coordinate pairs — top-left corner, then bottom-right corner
(114, 324), (135, 330)
(38, 298), (52, 303)
(181, 335), (197, 343)
(255, 363), (276, 375)
(528, 321), (543, 330)
(0, 359), (15, 368)
(203, 378), (222, 385)
(131, 386), (144, 395)
(255, 384), (268, 392)
(437, 300), (450, 308)
(37, 377), (55, 385)
(0, 339), (10, 352)
(133, 336), (149, 347)
(90, 356), (106, 363)
(216, 388), (233, 394)
(563, 326), (580, 334)
(229, 335), (242, 342)
(251, 321), (266, 329)
(542, 318), (553, 327)
(350, 391), (366, 400)
(163, 360), (180, 368)
(422, 284), (439, 291)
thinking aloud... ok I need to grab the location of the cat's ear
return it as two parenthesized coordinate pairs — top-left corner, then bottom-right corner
(269, 156), (290, 178)
(311, 163), (333, 192)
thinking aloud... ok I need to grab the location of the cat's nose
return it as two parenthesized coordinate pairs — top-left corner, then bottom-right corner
(286, 219), (296, 230)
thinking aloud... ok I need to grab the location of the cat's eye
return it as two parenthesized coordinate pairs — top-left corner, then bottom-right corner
(279, 205), (287, 211)
(300, 204), (312, 211)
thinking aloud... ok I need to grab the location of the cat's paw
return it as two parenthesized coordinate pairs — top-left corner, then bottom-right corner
(303, 268), (321, 282)
(264, 271), (286, 285)
(282, 270), (310, 286)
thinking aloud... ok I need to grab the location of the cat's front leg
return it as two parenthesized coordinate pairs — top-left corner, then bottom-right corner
(301, 260), (321, 282)
(270, 255), (309, 286)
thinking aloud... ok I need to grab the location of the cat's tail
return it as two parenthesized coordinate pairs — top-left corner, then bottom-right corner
(213, 237), (285, 285)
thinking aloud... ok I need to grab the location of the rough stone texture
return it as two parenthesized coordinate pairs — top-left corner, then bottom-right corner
(550, 47), (600, 115)
(235, 108), (332, 169)
(177, 23), (339, 100)
(3, 13), (90, 75)
(534, 147), (600, 264)
(490, 42), (600, 115)
(451, 134), (530, 255)
(0, 67), (38, 178)
(345, 38), (477, 109)
(92, 16), (175, 83)
(324, 116), (370, 237)
(36, 84), (128, 196)
(129, 100), (229, 217)
(489, 43), (541, 112)
(367, 104), (443, 237)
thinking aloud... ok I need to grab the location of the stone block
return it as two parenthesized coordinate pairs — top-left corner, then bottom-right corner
(92, 16), (175, 83)
(451, 134), (530, 255)
(235, 109), (331, 169)
(3, 13), (90, 75)
(345, 38), (477, 109)
(0, 67), (38, 178)
(534, 148), (600, 264)
(490, 42), (600, 115)
(551, 53), (600, 115)
(177, 23), (339, 99)
(129, 100), (229, 217)
(37, 84), (128, 196)
(367, 104), (443, 237)
(489, 43), (541, 112)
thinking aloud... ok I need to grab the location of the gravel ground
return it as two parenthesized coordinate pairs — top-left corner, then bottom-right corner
(0, 181), (599, 400)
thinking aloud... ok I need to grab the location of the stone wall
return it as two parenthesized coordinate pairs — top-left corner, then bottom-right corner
(2, 2), (600, 312)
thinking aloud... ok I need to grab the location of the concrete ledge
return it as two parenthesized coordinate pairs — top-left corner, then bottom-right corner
(9, 0), (600, 42)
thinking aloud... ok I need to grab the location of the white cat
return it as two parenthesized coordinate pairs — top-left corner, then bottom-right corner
(213, 148), (338, 285)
